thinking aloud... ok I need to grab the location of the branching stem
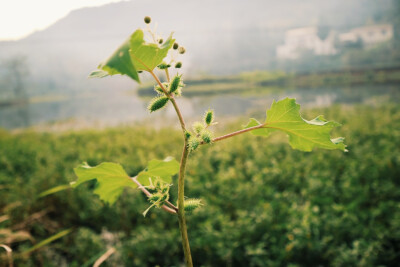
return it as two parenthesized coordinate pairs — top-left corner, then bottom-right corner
(200, 123), (266, 145)
(149, 69), (192, 267)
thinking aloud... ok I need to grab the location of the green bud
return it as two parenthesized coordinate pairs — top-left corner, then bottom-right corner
(158, 38), (163, 44)
(204, 109), (214, 125)
(184, 131), (192, 140)
(178, 46), (186, 54)
(169, 74), (182, 94)
(144, 16), (151, 24)
(192, 122), (204, 134)
(138, 70), (143, 73)
(157, 62), (171, 70)
(188, 136), (200, 152)
(173, 42), (179, 50)
(184, 198), (203, 213)
(201, 130), (212, 144)
(148, 96), (169, 112)
(148, 193), (162, 203)
(175, 62), (182, 68)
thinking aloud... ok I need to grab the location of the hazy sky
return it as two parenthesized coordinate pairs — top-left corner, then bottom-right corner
(0, 0), (123, 41)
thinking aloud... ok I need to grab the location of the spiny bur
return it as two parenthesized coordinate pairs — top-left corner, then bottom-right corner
(201, 130), (212, 144)
(148, 96), (169, 112)
(192, 122), (205, 134)
(204, 109), (214, 125)
(188, 136), (200, 152)
(184, 198), (203, 213)
(169, 74), (183, 94)
(154, 82), (169, 94)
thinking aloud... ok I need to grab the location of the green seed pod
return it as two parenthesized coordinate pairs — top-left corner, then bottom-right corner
(148, 96), (169, 112)
(201, 130), (212, 144)
(158, 38), (163, 44)
(173, 42), (179, 50)
(188, 136), (200, 152)
(184, 198), (203, 213)
(138, 70), (143, 73)
(178, 46), (186, 54)
(169, 74), (182, 94)
(144, 16), (151, 24)
(204, 109), (214, 125)
(192, 122), (204, 134)
(175, 62), (182, 68)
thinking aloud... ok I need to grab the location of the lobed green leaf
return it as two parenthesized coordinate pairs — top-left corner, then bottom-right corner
(129, 29), (175, 72)
(72, 162), (136, 204)
(137, 157), (179, 186)
(245, 98), (347, 152)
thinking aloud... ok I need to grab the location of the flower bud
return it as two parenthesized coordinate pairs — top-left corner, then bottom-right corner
(144, 16), (151, 24)
(158, 38), (163, 44)
(157, 62), (171, 70)
(175, 62), (182, 68)
(173, 42), (179, 50)
(178, 46), (186, 54)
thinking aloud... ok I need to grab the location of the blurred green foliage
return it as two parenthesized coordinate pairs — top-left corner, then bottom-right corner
(0, 104), (399, 266)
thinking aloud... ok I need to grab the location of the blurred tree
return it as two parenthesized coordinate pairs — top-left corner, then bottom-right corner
(0, 55), (29, 101)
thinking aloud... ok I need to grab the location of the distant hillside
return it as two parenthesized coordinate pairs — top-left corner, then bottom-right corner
(0, 0), (394, 97)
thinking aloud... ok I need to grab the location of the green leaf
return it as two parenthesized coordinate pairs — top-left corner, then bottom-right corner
(72, 162), (137, 204)
(129, 29), (175, 71)
(94, 38), (140, 82)
(137, 157), (179, 186)
(245, 98), (346, 152)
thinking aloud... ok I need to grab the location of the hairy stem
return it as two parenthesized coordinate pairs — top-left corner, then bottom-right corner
(150, 70), (192, 266)
(131, 176), (177, 214)
(200, 123), (266, 145)
(149, 70), (186, 131)
(177, 142), (193, 267)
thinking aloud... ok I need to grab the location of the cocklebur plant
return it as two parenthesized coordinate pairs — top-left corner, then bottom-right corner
(72, 17), (347, 266)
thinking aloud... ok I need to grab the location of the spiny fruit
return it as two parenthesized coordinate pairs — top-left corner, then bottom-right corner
(148, 96), (169, 112)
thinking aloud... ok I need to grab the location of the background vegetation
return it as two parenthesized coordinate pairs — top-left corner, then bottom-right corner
(1, 103), (399, 266)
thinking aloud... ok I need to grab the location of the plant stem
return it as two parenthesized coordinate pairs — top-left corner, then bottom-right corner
(149, 70), (186, 131)
(150, 70), (193, 266)
(165, 69), (170, 82)
(200, 123), (266, 145)
(177, 142), (193, 267)
(131, 176), (177, 214)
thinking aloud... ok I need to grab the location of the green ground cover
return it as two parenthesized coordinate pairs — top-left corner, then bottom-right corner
(0, 104), (399, 266)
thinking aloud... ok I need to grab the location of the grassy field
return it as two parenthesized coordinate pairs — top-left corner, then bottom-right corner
(0, 103), (399, 266)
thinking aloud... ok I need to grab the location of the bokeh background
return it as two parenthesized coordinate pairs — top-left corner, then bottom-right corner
(0, 0), (399, 266)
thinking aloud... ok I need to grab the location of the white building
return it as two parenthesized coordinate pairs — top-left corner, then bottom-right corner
(339, 24), (393, 45)
(277, 27), (337, 60)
